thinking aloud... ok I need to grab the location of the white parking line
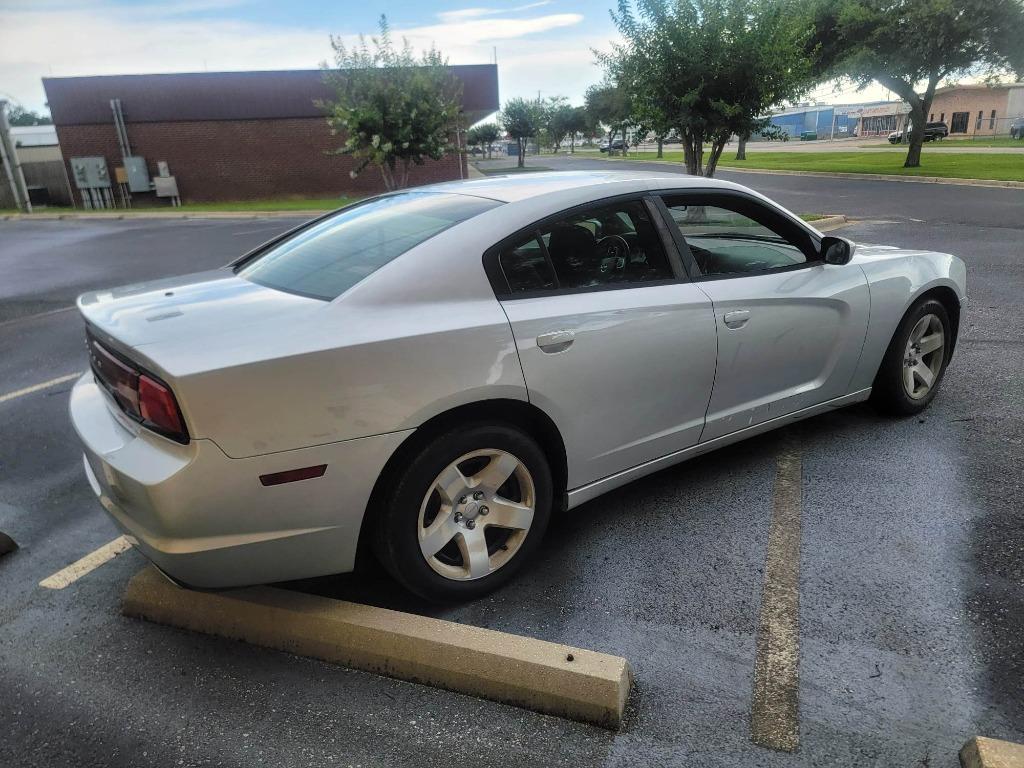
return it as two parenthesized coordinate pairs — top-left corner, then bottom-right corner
(0, 372), (82, 404)
(40, 536), (133, 589)
(750, 437), (803, 752)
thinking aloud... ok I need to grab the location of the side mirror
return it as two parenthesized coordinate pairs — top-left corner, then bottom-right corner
(821, 235), (853, 265)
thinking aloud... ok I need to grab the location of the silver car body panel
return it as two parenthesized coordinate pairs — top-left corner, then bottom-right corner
(71, 171), (968, 587)
(502, 282), (717, 487)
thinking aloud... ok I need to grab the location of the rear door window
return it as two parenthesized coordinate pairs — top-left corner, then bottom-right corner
(238, 192), (500, 300)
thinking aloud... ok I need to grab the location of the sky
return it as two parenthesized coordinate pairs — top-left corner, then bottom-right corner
(0, 0), (891, 118)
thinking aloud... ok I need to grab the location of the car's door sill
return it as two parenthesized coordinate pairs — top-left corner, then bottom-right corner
(565, 388), (872, 509)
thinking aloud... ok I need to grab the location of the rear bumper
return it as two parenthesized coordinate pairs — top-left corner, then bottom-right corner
(69, 373), (411, 588)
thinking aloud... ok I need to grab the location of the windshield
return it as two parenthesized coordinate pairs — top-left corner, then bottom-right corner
(238, 191), (501, 300)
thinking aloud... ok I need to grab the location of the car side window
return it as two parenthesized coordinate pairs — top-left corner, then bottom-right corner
(498, 199), (673, 294)
(661, 198), (812, 277)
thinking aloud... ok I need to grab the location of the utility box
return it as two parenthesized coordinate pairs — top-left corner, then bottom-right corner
(153, 176), (179, 198)
(70, 157), (111, 189)
(123, 155), (151, 192)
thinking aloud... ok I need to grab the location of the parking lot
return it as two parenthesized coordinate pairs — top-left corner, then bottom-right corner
(1, 169), (1022, 767)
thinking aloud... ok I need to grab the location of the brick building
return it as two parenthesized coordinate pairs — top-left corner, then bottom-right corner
(926, 83), (1024, 137)
(42, 67), (499, 206)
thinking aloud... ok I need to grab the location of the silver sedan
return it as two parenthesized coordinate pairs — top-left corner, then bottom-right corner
(70, 172), (966, 600)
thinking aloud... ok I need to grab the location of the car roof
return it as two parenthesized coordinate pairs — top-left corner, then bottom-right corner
(423, 170), (745, 203)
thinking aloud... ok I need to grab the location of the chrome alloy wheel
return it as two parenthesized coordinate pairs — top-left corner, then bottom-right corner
(417, 449), (536, 581)
(903, 313), (945, 400)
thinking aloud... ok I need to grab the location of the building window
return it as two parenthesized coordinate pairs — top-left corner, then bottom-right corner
(976, 110), (984, 131)
(950, 112), (969, 133)
(940, 112), (945, 122)
(990, 109), (997, 129)
(930, 113), (934, 122)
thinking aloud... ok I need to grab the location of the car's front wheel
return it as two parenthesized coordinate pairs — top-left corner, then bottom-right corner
(871, 297), (951, 416)
(373, 424), (552, 601)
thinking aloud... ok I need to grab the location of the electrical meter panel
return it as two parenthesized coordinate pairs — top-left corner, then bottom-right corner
(70, 157), (111, 189)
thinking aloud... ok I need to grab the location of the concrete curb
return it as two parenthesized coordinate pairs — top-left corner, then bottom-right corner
(809, 215), (849, 232)
(961, 737), (1024, 768)
(713, 165), (1024, 189)
(0, 210), (326, 221)
(122, 566), (633, 728)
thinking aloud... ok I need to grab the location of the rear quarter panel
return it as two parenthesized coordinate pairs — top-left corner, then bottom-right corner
(143, 211), (538, 459)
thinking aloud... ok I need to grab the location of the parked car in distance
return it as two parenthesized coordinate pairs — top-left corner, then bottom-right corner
(600, 138), (628, 153)
(70, 172), (966, 601)
(1010, 117), (1024, 139)
(888, 122), (949, 143)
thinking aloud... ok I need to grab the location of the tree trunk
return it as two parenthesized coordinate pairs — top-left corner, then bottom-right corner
(570, 134), (575, 154)
(380, 162), (395, 191)
(683, 132), (703, 175)
(705, 137), (728, 177)
(517, 137), (524, 168)
(657, 138), (663, 158)
(736, 132), (749, 161)
(682, 131), (700, 175)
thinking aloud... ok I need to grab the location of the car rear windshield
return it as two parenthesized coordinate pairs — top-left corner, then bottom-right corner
(237, 191), (500, 300)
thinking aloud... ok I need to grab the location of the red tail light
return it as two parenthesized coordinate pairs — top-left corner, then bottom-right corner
(139, 375), (186, 440)
(87, 331), (189, 444)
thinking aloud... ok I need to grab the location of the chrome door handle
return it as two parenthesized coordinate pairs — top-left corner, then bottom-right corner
(536, 330), (575, 353)
(723, 310), (750, 329)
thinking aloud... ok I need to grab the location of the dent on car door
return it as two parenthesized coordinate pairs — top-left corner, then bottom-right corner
(489, 196), (718, 489)
(658, 194), (871, 442)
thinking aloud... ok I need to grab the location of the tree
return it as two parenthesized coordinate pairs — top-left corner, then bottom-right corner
(564, 106), (592, 153)
(808, 0), (1024, 168)
(474, 122), (500, 158)
(602, 0), (817, 176)
(501, 97), (542, 167)
(5, 106), (52, 126)
(320, 15), (463, 190)
(585, 82), (634, 154)
(545, 99), (577, 152)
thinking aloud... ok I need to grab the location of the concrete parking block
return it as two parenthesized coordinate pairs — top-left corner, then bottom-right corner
(961, 737), (1024, 768)
(122, 566), (632, 728)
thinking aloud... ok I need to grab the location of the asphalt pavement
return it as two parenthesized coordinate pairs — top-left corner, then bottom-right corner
(1, 168), (1022, 767)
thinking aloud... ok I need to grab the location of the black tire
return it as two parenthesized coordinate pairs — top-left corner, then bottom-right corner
(372, 423), (552, 602)
(870, 297), (952, 416)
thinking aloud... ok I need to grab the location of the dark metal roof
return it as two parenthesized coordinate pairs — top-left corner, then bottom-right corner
(43, 66), (499, 126)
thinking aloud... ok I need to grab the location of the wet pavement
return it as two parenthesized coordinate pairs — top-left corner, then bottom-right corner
(1, 170), (1021, 766)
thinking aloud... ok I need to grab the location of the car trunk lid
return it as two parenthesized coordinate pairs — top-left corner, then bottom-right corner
(77, 268), (325, 348)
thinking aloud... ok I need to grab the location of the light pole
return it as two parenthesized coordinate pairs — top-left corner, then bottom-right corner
(0, 100), (33, 213)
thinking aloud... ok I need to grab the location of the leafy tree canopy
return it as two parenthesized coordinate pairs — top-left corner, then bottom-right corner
(320, 15), (463, 190)
(500, 97), (543, 166)
(602, 0), (816, 176)
(808, 0), (1024, 167)
(4, 105), (53, 126)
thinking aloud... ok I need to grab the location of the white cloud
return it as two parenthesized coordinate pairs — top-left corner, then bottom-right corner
(437, 2), (551, 23)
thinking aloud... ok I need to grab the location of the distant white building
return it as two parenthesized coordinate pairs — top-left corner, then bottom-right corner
(11, 124), (58, 147)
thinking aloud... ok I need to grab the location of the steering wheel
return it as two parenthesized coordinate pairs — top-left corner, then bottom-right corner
(595, 235), (631, 272)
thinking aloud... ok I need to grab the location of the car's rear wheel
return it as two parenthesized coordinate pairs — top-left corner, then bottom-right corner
(373, 424), (552, 601)
(871, 297), (951, 416)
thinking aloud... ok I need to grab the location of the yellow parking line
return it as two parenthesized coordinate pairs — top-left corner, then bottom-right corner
(40, 536), (133, 589)
(750, 437), (803, 752)
(0, 372), (82, 404)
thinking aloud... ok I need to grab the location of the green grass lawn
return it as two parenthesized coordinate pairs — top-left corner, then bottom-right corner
(1, 197), (358, 215)
(171, 196), (357, 212)
(860, 137), (1024, 149)
(477, 165), (552, 175)
(603, 150), (1024, 181)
